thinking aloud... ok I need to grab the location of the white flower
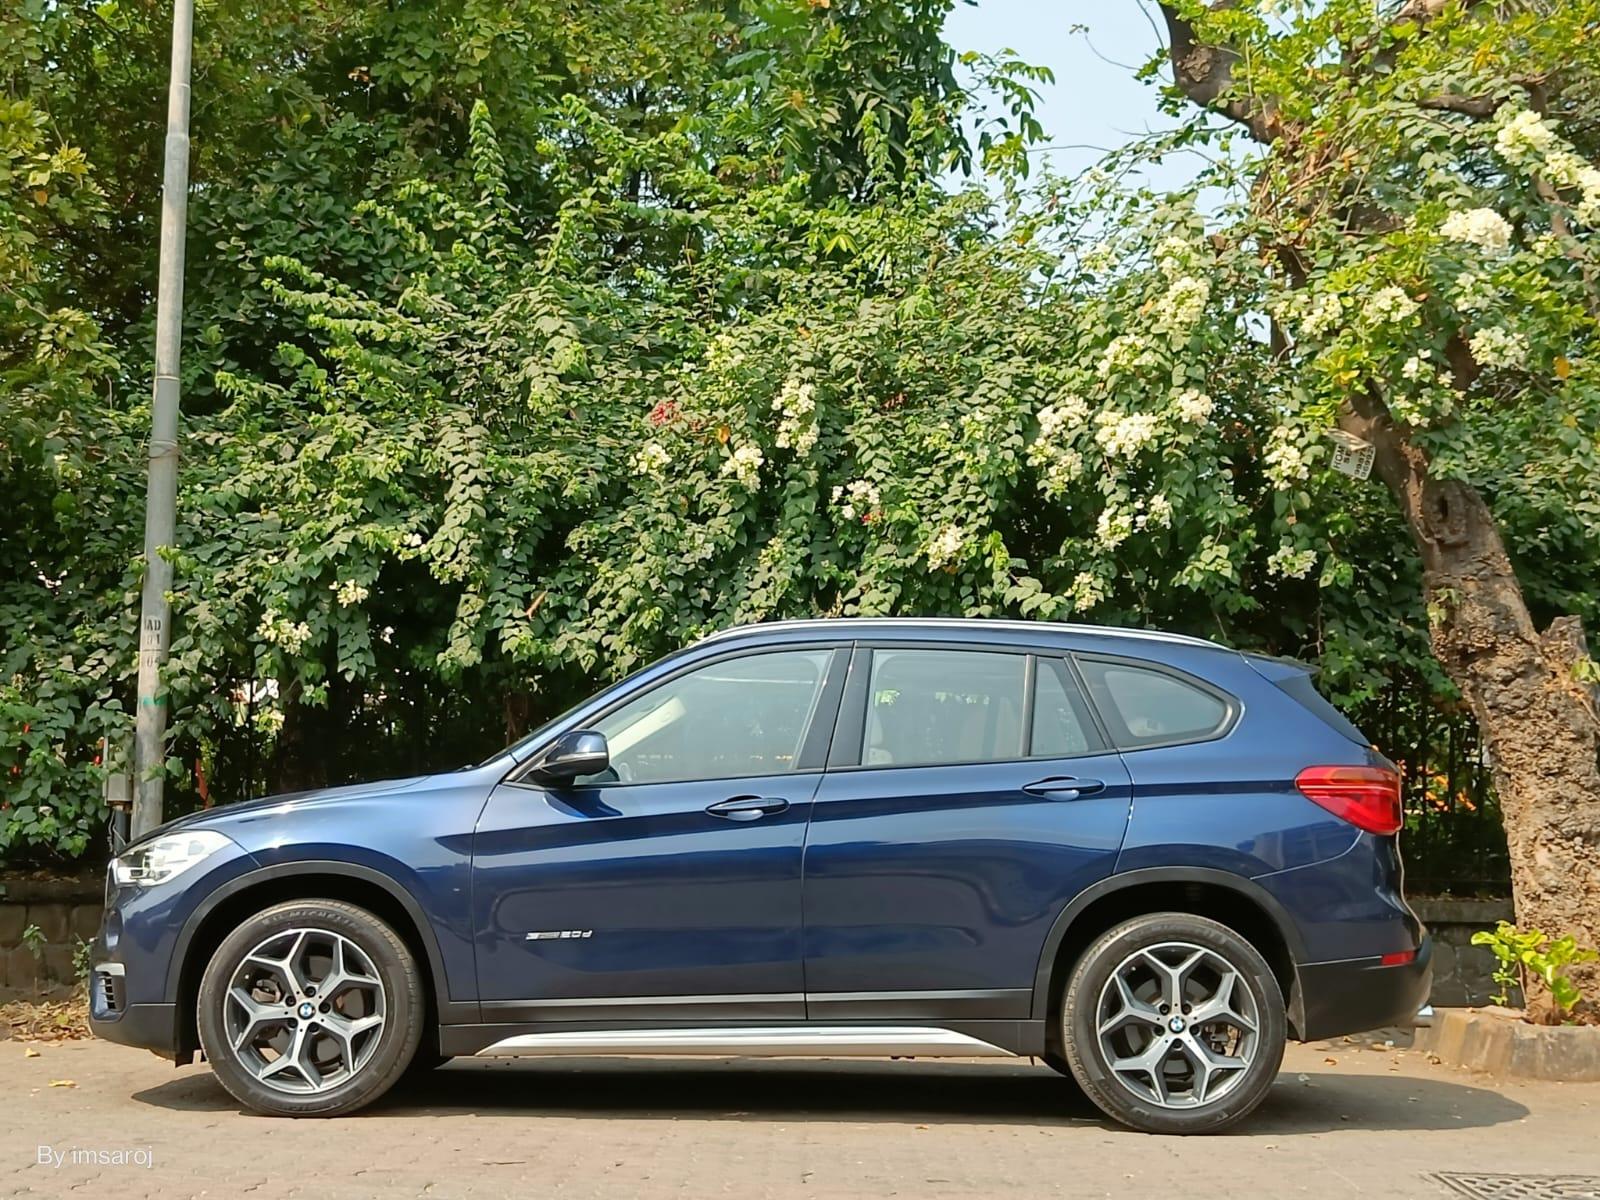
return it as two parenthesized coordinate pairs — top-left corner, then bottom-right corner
(1152, 275), (1211, 331)
(1440, 207), (1512, 255)
(1363, 286), (1419, 326)
(1468, 326), (1530, 371)
(1400, 351), (1432, 381)
(1267, 544), (1318, 579)
(772, 376), (818, 454)
(1543, 147), (1588, 191)
(1068, 570), (1108, 612)
(333, 579), (370, 607)
(1095, 505), (1134, 549)
(1451, 270), (1499, 314)
(1036, 397), (1089, 440)
(1172, 388), (1214, 424)
(925, 524), (968, 570)
(1264, 427), (1309, 486)
(1494, 108), (1559, 166)
(258, 613), (313, 656)
(1577, 167), (1600, 226)
(721, 443), (764, 489)
(1299, 292), (1344, 339)
(1143, 493), (1174, 528)
(1031, 447), (1085, 498)
(1155, 235), (1193, 278)
(833, 479), (880, 522)
(37, 805), (52, 819)
(1097, 334), (1154, 379)
(1093, 410), (1160, 459)
(633, 441), (671, 475)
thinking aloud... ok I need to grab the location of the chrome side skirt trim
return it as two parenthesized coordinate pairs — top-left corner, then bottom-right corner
(473, 1025), (1017, 1059)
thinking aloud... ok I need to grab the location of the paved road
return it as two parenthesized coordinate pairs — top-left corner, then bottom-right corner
(1, 1035), (1596, 1198)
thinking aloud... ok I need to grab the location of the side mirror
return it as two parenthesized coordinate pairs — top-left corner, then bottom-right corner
(530, 729), (609, 785)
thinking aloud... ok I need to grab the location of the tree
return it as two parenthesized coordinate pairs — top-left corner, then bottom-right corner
(1144, 0), (1600, 978)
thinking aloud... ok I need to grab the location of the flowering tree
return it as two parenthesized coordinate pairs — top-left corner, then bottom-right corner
(1148, 0), (1600, 972)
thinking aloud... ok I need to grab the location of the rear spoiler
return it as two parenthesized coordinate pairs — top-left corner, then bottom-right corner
(1240, 650), (1315, 682)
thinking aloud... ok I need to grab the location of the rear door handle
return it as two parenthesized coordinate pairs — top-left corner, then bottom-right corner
(1022, 776), (1106, 800)
(706, 795), (790, 821)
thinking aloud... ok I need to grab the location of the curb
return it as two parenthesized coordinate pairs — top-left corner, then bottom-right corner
(1414, 1006), (1600, 1081)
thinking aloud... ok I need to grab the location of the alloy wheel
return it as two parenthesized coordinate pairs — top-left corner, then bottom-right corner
(223, 927), (387, 1095)
(1093, 939), (1260, 1109)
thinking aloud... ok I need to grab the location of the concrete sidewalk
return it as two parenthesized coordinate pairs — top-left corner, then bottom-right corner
(1, 1035), (1596, 1198)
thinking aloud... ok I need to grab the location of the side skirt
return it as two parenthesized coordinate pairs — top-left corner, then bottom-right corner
(440, 1019), (1045, 1059)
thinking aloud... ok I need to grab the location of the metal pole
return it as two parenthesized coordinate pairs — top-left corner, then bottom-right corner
(132, 0), (195, 838)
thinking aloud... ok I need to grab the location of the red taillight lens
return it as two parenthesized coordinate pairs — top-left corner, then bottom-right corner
(1295, 765), (1403, 835)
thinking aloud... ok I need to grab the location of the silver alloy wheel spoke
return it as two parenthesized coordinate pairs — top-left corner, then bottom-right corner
(224, 927), (387, 1096)
(1095, 940), (1260, 1111)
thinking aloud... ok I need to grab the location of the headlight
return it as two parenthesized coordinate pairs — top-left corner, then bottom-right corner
(111, 829), (233, 887)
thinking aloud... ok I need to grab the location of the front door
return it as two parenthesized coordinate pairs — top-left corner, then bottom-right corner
(802, 646), (1133, 1021)
(472, 646), (846, 1023)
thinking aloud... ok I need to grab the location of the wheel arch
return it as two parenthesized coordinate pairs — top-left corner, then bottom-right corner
(168, 861), (464, 1062)
(1031, 868), (1307, 1042)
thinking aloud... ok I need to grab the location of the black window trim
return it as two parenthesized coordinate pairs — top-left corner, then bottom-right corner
(507, 642), (852, 790)
(825, 641), (1111, 773)
(1069, 651), (1241, 752)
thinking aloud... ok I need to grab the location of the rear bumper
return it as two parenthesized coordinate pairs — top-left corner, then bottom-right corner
(1294, 935), (1433, 1041)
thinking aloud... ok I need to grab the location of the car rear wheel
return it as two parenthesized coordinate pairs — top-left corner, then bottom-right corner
(197, 899), (424, 1117)
(1061, 912), (1286, 1134)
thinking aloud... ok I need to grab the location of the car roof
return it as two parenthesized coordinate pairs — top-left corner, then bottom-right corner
(699, 617), (1229, 653)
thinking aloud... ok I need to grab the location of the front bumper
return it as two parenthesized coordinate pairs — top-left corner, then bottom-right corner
(88, 997), (180, 1057)
(1295, 935), (1434, 1040)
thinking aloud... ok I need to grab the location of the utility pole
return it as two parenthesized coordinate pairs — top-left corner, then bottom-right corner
(132, 0), (195, 838)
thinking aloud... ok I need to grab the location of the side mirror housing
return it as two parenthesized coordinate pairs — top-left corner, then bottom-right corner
(530, 729), (610, 785)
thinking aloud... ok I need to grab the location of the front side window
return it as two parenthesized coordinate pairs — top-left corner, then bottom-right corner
(863, 649), (1026, 767)
(1078, 658), (1231, 749)
(584, 649), (833, 785)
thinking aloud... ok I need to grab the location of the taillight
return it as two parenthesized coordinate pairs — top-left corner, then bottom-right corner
(1295, 765), (1403, 835)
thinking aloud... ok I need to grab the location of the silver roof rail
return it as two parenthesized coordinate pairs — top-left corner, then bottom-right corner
(698, 617), (1225, 650)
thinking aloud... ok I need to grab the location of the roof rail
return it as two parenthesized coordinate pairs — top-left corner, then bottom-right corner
(699, 617), (1225, 650)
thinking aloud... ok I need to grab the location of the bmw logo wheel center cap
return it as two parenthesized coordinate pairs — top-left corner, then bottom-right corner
(1168, 1016), (1186, 1034)
(297, 1001), (316, 1020)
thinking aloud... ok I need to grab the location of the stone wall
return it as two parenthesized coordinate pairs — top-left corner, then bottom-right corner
(1411, 896), (1516, 1008)
(0, 874), (104, 997)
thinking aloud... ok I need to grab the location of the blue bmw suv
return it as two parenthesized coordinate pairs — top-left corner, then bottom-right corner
(89, 618), (1429, 1133)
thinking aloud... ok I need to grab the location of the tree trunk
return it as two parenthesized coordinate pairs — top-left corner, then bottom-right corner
(1346, 401), (1600, 1007)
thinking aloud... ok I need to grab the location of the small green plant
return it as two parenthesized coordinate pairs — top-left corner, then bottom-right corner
(20, 923), (45, 959)
(1471, 921), (1599, 1016)
(71, 936), (92, 983)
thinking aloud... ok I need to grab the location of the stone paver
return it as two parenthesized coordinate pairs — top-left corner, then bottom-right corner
(1, 1035), (1596, 1198)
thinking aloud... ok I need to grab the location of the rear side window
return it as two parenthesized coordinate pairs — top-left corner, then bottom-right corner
(1031, 658), (1103, 757)
(864, 649), (1025, 767)
(1272, 671), (1368, 745)
(1077, 658), (1232, 749)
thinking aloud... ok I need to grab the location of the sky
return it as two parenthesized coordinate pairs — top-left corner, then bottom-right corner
(942, 0), (1207, 193)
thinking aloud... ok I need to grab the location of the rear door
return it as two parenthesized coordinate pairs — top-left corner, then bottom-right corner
(800, 644), (1133, 1022)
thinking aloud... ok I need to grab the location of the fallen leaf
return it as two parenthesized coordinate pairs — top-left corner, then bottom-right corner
(24, 1047), (40, 1058)
(1323, 1056), (1338, 1065)
(48, 1079), (75, 1088)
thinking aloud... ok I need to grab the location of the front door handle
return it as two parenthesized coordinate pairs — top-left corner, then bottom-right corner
(706, 795), (790, 821)
(1022, 776), (1106, 800)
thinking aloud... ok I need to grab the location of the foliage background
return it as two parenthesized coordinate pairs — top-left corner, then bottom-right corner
(6, 0), (1586, 894)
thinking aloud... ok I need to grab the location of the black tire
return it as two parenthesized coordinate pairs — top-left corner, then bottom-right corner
(1061, 912), (1286, 1134)
(197, 899), (425, 1117)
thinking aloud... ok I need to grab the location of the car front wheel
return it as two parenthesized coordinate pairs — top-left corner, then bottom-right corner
(1061, 912), (1287, 1134)
(197, 899), (424, 1117)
